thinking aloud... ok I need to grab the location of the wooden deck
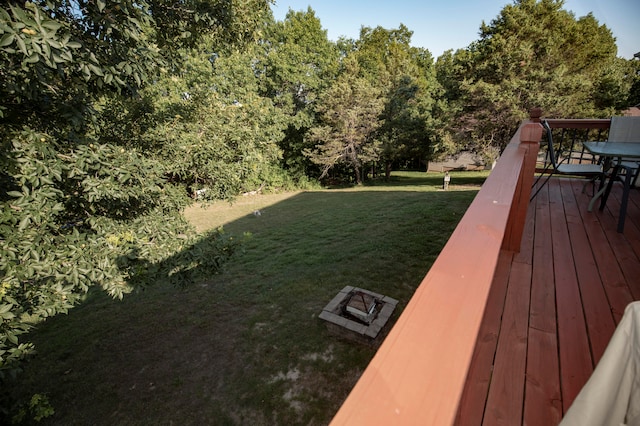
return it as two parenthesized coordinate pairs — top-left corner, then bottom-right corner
(456, 176), (640, 425)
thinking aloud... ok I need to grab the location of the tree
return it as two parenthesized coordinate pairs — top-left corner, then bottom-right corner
(99, 41), (289, 200)
(627, 57), (640, 107)
(592, 56), (640, 111)
(354, 25), (447, 176)
(260, 7), (339, 177)
(305, 57), (384, 184)
(0, 1), (272, 418)
(444, 0), (624, 153)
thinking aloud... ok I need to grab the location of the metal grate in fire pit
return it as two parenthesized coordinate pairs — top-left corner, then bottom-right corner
(319, 286), (398, 345)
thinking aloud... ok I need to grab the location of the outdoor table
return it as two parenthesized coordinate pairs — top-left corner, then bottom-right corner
(584, 141), (640, 232)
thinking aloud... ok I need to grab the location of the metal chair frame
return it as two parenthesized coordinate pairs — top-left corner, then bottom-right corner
(531, 120), (603, 200)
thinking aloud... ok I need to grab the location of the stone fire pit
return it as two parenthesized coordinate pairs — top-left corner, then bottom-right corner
(319, 286), (398, 346)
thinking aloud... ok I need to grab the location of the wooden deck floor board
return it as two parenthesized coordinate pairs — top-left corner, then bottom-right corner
(566, 179), (616, 365)
(529, 182), (556, 333)
(482, 260), (531, 426)
(525, 183), (562, 425)
(456, 177), (640, 425)
(570, 185), (633, 323)
(524, 327), (562, 425)
(602, 186), (640, 300)
(549, 178), (593, 412)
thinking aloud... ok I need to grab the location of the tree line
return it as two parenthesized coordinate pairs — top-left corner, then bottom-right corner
(0, 0), (638, 419)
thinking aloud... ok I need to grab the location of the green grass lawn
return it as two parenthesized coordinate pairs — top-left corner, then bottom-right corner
(11, 171), (488, 425)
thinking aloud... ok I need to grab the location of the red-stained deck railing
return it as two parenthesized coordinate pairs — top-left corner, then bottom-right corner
(330, 112), (544, 425)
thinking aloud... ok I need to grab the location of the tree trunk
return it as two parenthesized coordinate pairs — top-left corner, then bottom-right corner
(385, 161), (392, 179)
(354, 165), (362, 185)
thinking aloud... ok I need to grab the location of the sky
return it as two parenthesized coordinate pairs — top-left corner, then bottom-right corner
(270, 0), (639, 60)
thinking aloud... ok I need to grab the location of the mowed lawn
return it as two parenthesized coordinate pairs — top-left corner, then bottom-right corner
(12, 171), (487, 425)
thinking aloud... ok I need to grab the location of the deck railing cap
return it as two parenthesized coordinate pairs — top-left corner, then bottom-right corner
(529, 107), (542, 123)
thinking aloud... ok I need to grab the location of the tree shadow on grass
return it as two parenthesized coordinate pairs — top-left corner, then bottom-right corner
(12, 172), (486, 425)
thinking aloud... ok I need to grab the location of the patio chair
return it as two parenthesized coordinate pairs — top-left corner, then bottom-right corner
(608, 116), (640, 187)
(530, 120), (603, 200)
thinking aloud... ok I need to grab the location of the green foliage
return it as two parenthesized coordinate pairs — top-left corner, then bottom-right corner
(98, 44), (289, 200)
(148, 0), (274, 52)
(261, 8), (340, 177)
(262, 8), (338, 114)
(305, 57), (384, 184)
(9, 393), (54, 423)
(354, 25), (448, 174)
(355, 24), (412, 86)
(0, 0), (275, 134)
(593, 57), (640, 110)
(441, 0), (627, 153)
(0, 127), (242, 382)
(628, 59), (640, 106)
(0, 1), (272, 421)
(0, 1), (161, 131)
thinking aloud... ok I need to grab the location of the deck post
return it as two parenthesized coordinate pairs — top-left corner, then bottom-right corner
(503, 108), (543, 251)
